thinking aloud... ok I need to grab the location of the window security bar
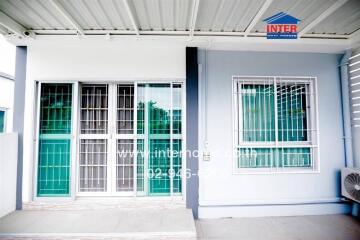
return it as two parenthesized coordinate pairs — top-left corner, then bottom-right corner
(233, 76), (319, 173)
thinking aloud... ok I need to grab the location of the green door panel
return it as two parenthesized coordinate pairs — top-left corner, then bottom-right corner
(37, 84), (72, 196)
(37, 139), (71, 196)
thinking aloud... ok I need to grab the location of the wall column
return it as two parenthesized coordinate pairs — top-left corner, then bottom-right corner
(186, 47), (199, 218)
(13, 46), (27, 210)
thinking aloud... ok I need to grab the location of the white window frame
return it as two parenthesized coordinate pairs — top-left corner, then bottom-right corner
(232, 76), (320, 174)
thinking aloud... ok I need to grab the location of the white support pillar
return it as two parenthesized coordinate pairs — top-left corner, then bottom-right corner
(13, 46), (27, 210)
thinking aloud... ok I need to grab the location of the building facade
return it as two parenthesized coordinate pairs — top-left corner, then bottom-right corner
(13, 39), (357, 218)
(0, 0), (359, 220)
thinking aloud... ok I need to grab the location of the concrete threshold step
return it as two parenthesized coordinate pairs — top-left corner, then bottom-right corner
(0, 209), (197, 240)
(23, 198), (186, 211)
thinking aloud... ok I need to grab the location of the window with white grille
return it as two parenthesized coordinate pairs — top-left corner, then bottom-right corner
(233, 76), (319, 173)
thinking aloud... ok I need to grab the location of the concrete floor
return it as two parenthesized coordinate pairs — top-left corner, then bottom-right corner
(1, 211), (359, 240)
(0, 209), (197, 239)
(196, 214), (360, 240)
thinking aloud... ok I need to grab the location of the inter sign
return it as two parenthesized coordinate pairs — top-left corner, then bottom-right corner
(263, 12), (300, 39)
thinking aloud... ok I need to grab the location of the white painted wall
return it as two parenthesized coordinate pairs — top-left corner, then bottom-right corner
(0, 76), (14, 132)
(0, 133), (18, 217)
(22, 39), (186, 202)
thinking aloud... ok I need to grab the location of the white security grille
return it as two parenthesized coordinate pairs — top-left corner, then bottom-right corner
(233, 76), (319, 173)
(79, 139), (108, 192)
(115, 85), (135, 193)
(79, 84), (109, 193)
(80, 85), (108, 134)
(117, 85), (134, 134)
(116, 138), (134, 191)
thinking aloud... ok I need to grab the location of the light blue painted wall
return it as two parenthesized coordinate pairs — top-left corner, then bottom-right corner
(198, 50), (348, 213)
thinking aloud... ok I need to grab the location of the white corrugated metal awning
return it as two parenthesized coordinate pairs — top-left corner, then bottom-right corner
(0, 0), (359, 45)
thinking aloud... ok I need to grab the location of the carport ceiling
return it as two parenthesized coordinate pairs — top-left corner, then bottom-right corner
(0, 0), (359, 41)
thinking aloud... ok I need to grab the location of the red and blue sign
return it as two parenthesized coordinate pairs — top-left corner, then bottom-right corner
(263, 12), (300, 39)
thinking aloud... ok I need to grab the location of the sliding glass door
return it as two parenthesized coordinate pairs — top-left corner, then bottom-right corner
(36, 82), (183, 197)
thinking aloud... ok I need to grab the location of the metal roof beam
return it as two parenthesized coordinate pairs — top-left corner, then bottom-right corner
(31, 29), (350, 40)
(0, 24), (9, 35)
(122, 0), (140, 36)
(244, 0), (274, 37)
(50, 0), (84, 35)
(298, 0), (349, 37)
(189, 0), (200, 38)
(0, 10), (27, 37)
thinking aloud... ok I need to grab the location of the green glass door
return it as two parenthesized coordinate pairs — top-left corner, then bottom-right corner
(137, 83), (182, 196)
(37, 83), (73, 196)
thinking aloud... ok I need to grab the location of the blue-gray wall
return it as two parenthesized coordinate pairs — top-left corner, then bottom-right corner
(198, 50), (349, 217)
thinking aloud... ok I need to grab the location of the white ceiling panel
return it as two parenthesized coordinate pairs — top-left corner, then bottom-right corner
(252, 0), (338, 33)
(131, 0), (192, 31)
(0, 0), (74, 30)
(195, 0), (266, 32)
(310, 0), (360, 35)
(59, 0), (133, 30)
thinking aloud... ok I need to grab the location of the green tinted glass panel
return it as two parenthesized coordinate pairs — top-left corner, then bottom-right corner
(37, 83), (72, 196)
(277, 84), (308, 141)
(149, 139), (170, 195)
(137, 83), (182, 196)
(238, 147), (311, 168)
(37, 139), (70, 196)
(148, 84), (171, 195)
(40, 84), (72, 134)
(137, 139), (144, 192)
(137, 85), (145, 134)
(173, 139), (182, 193)
(241, 84), (275, 142)
(149, 84), (171, 135)
(0, 110), (5, 133)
